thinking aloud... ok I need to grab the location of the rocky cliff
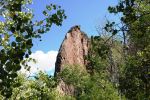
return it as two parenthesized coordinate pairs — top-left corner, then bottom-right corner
(54, 25), (89, 95)
(55, 25), (89, 75)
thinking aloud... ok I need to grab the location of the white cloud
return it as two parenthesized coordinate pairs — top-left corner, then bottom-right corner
(21, 50), (58, 76)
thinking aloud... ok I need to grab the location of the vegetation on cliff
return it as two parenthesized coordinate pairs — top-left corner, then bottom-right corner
(0, 0), (150, 99)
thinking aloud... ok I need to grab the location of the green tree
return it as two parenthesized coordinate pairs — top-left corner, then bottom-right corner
(0, 72), (74, 100)
(0, 0), (66, 98)
(106, 0), (150, 99)
(59, 64), (120, 100)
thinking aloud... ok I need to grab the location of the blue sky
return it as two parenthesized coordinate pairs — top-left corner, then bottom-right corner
(0, 0), (119, 75)
(31, 0), (118, 52)
(17, 0), (120, 75)
(24, 0), (119, 75)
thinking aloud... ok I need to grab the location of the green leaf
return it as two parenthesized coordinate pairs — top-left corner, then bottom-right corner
(43, 10), (48, 16)
(53, 5), (56, 10)
(46, 5), (52, 11)
(16, 37), (22, 42)
(11, 42), (16, 47)
(112, 30), (118, 35)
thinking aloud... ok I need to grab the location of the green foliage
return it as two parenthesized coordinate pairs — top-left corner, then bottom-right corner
(86, 36), (108, 77)
(0, 24), (123, 100)
(87, 36), (123, 83)
(0, 0), (149, 99)
(119, 46), (150, 99)
(59, 64), (120, 100)
(0, 0), (66, 98)
(0, 72), (74, 100)
(106, 0), (150, 99)
(58, 65), (89, 86)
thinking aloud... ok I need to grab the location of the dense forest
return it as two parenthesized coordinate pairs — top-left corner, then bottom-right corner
(0, 0), (150, 99)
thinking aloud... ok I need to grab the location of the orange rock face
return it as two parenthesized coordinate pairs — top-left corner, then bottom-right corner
(55, 25), (89, 75)
(54, 25), (89, 95)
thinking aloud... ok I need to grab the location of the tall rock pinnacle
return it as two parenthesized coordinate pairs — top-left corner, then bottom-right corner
(55, 25), (89, 76)
(54, 25), (89, 95)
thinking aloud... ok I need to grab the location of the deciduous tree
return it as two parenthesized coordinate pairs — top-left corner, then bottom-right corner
(0, 0), (66, 98)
